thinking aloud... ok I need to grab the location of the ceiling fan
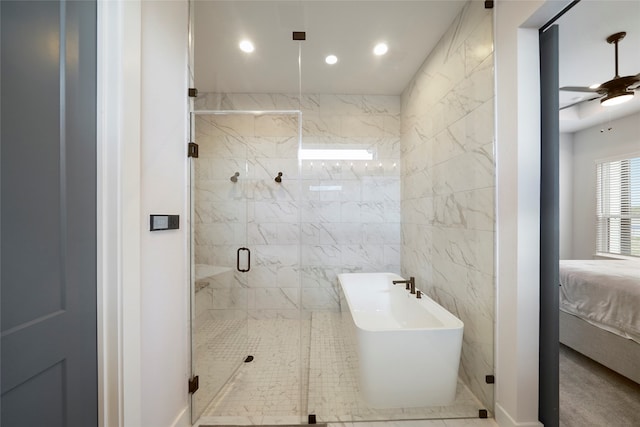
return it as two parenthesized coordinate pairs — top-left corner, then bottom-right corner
(560, 31), (640, 110)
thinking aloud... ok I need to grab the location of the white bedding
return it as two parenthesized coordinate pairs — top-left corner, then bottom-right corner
(559, 259), (640, 344)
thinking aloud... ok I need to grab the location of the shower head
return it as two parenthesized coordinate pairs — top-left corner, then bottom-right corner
(230, 172), (240, 183)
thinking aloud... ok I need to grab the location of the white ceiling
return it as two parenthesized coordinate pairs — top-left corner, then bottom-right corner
(193, 0), (640, 133)
(193, 0), (466, 95)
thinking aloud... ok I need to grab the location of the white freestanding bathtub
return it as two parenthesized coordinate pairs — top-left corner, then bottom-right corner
(338, 272), (464, 408)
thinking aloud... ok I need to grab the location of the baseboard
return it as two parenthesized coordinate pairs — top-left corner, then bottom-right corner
(170, 406), (190, 427)
(495, 403), (544, 427)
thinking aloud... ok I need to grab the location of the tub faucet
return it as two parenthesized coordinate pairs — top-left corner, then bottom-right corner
(392, 276), (415, 294)
(392, 278), (410, 290)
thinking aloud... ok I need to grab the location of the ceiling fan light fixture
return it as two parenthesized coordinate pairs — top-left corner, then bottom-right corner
(600, 89), (634, 107)
(561, 31), (639, 110)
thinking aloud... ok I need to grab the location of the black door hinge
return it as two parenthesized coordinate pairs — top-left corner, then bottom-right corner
(188, 142), (199, 158)
(188, 375), (199, 394)
(188, 88), (198, 98)
(484, 1), (494, 8)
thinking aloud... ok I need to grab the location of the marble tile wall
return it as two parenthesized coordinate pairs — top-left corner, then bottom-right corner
(400, 1), (495, 411)
(194, 94), (401, 319)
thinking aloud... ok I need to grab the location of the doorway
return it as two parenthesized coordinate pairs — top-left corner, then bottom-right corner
(189, 1), (497, 425)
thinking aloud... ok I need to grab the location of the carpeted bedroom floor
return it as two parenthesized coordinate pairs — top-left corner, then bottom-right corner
(560, 344), (640, 427)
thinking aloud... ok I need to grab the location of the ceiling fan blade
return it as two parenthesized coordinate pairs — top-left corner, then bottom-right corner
(559, 96), (601, 111)
(559, 86), (600, 93)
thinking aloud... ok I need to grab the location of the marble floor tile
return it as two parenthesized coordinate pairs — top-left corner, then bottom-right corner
(442, 419), (499, 427)
(194, 314), (492, 426)
(325, 420), (498, 427)
(200, 319), (308, 420)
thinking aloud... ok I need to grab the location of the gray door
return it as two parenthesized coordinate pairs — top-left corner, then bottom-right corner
(539, 23), (560, 427)
(1, 1), (97, 426)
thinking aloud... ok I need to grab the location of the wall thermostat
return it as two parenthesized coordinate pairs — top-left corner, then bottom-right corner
(150, 214), (180, 231)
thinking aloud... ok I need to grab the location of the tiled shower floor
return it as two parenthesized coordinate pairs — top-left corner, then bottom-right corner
(195, 313), (485, 426)
(196, 318), (310, 425)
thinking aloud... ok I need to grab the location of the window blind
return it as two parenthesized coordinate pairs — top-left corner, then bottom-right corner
(596, 156), (640, 256)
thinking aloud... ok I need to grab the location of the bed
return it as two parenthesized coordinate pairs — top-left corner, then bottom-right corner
(559, 258), (640, 384)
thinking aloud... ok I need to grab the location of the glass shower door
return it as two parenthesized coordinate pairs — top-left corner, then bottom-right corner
(190, 111), (251, 422)
(190, 110), (304, 423)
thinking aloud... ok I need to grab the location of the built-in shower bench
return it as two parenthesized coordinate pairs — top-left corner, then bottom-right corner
(194, 264), (232, 292)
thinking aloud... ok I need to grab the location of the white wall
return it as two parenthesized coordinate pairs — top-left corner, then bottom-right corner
(140, 1), (190, 427)
(494, 1), (572, 426)
(569, 112), (640, 259)
(559, 133), (574, 259)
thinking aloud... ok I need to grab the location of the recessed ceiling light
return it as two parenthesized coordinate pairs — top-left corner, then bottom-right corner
(325, 55), (338, 65)
(239, 40), (254, 53)
(373, 43), (388, 56)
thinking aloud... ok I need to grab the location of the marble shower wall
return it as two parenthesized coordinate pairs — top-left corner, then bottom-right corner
(194, 94), (401, 319)
(400, 1), (495, 410)
(193, 111), (302, 322)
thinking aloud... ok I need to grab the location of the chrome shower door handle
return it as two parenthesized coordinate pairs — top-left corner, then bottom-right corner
(237, 247), (250, 272)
